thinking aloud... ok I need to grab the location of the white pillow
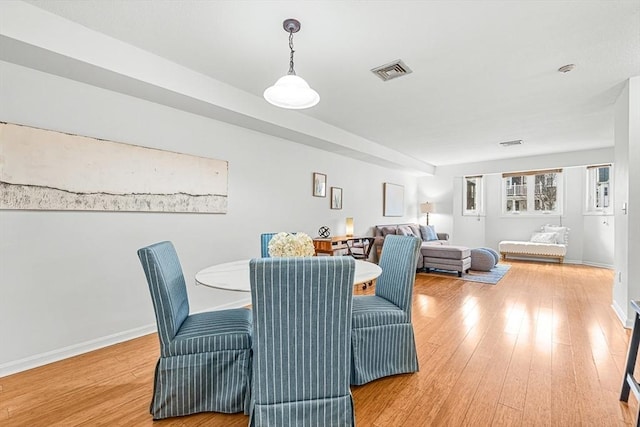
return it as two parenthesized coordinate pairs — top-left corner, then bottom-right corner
(397, 225), (419, 238)
(530, 232), (558, 244)
(543, 225), (568, 244)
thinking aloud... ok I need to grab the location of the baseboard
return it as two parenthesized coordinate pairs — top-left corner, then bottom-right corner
(582, 261), (614, 270)
(0, 298), (253, 378)
(0, 323), (156, 378)
(201, 297), (252, 311)
(501, 257), (612, 269)
(503, 255), (572, 264)
(612, 300), (633, 329)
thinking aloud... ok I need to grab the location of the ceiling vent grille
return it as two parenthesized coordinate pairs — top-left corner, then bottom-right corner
(371, 59), (412, 81)
(500, 139), (523, 147)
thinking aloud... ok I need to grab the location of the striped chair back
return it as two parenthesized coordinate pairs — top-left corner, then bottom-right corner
(249, 257), (356, 426)
(259, 233), (277, 257)
(375, 235), (421, 315)
(137, 241), (190, 348)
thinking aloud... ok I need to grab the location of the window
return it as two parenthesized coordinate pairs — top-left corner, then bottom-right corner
(503, 169), (563, 215)
(534, 173), (558, 211)
(463, 175), (484, 215)
(504, 175), (527, 212)
(586, 164), (612, 213)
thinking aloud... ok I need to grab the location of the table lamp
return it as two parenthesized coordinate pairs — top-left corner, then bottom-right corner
(420, 202), (434, 225)
(345, 217), (354, 237)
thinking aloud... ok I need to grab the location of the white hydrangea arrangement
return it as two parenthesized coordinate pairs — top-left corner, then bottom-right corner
(268, 232), (316, 257)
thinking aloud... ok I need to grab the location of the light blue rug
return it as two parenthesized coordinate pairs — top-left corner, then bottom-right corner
(420, 263), (511, 285)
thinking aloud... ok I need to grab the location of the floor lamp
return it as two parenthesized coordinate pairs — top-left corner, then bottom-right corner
(420, 202), (434, 225)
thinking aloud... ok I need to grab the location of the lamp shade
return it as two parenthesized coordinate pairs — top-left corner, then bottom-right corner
(420, 202), (434, 214)
(345, 217), (354, 236)
(263, 75), (320, 109)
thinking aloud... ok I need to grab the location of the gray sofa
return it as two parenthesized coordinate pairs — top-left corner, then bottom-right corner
(374, 223), (449, 269)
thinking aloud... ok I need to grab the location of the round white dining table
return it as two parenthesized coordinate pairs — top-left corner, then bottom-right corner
(195, 259), (382, 292)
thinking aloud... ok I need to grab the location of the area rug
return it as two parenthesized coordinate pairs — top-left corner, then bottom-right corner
(418, 263), (511, 285)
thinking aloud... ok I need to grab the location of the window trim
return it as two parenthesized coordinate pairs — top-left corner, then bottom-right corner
(584, 164), (612, 215)
(462, 175), (484, 216)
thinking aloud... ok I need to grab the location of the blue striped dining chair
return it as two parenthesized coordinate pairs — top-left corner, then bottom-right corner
(249, 257), (356, 426)
(137, 241), (252, 420)
(350, 234), (422, 385)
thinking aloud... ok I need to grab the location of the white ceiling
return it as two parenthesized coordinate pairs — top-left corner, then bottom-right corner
(17, 1), (640, 167)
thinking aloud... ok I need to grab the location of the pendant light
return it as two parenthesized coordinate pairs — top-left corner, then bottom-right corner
(264, 18), (319, 109)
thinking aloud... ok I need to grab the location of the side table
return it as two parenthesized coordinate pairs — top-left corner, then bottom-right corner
(313, 235), (372, 257)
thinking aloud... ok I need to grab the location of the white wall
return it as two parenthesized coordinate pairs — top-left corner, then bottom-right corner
(612, 77), (640, 326)
(0, 61), (419, 375)
(629, 77), (640, 319)
(417, 174), (454, 238)
(419, 149), (616, 265)
(581, 215), (615, 267)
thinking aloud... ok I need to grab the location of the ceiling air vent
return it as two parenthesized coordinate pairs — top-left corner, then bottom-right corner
(500, 139), (523, 147)
(371, 59), (412, 81)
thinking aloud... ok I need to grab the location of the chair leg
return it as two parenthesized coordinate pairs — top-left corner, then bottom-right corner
(621, 310), (640, 402)
(620, 302), (640, 427)
(150, 360), (160, 416)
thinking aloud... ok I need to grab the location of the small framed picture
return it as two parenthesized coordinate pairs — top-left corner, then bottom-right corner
(331, 187), (343, 209)
(313, 172), (327, 197)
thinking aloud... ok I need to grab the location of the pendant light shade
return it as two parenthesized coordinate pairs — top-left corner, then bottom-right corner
(264, 18), (319, 110)
(264, 75), (319, 109)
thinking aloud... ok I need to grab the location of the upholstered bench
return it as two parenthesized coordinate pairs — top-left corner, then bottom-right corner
(499, 225), (568, 263)
(422, 245), (471, 277)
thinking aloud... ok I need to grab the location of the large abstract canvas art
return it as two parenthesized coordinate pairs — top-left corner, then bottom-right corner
(0, 122), (228, 213)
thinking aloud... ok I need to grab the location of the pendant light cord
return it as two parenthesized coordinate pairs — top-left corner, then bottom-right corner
(288, 30), (296, 75)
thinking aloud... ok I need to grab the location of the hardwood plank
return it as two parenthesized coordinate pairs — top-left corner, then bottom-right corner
(522, 371), (552, 426)
(428, 352), (492, 425)
(551, 368), (582, 425)
(462, 332), (517, 425)
(552, 294), (572, 345)
(498, 298), (538, 410)
(492, 404), (523, 426)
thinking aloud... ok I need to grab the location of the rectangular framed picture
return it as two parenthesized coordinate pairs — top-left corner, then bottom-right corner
(313, 172), (327, 197)
(383, 182), (404, 216)
(331, 187), (343, 209)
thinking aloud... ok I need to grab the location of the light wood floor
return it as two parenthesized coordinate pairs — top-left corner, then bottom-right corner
(1, 261), (637, 426)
